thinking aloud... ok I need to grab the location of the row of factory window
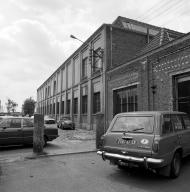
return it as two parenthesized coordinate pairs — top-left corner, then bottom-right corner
(38, 47), (103, 102)
(38, 92), (101, 115)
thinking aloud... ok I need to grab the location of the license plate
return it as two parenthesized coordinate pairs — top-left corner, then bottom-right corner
(116, 138), (136, 145)
(119, 161), (139, 168)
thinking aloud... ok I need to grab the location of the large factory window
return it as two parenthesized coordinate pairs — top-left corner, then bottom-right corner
(113, 85), (137, 116)
(174, 73), (190, 116)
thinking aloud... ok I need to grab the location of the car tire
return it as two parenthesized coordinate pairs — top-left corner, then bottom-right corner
(170, 152), (181, 179)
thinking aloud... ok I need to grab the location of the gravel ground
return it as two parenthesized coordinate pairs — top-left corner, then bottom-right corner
(54, 128), (96, 142)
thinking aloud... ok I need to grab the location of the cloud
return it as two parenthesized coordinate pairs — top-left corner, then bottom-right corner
(0, 18), (66, 110)
(0, 0), (190, 112)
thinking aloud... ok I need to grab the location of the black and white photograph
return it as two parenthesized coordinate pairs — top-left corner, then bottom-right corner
(1, 0), (190, 191)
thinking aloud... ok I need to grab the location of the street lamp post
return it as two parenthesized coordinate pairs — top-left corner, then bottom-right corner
(70, 34), (103, 71)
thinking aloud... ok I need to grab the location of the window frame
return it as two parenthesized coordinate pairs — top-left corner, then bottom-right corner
(82, 57), (88, 78)
(93, 91), (101, 114)
(82, 95), (88, 114)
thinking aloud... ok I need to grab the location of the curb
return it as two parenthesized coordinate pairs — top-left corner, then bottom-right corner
(0, 150), (97, 163)
(25, 150), (97, 160)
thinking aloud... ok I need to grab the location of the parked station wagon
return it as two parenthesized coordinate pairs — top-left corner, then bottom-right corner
(97, 111), (190, 178)
(0, 116), (59, 147)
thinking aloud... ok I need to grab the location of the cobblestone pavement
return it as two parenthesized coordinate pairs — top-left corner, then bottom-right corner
(54, 128), (96, 143)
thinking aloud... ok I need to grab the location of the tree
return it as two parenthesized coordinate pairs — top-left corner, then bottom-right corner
(23, 97), (36, 117)
(6, 98), (18, 113)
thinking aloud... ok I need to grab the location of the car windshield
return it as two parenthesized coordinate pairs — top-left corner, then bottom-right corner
(111, 116), (154, 133)
(61, 117), (70, 121)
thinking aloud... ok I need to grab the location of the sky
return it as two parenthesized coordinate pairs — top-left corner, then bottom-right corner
(0, 0), (190, 112)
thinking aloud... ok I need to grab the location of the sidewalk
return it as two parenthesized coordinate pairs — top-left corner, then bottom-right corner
(0, 128), (96, 163)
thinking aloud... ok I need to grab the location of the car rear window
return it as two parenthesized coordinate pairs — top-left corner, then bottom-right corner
(23, 118), (34, 127)
(111, 116), (154, 133)
(182, 115), (190, 129)
(45, 120), (56, 124)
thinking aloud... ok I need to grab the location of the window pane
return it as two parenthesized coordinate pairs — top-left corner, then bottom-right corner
(56, 102), (59, 114)
(82, 95), (88, 114)
(93, 92), (100, 114)
(171, 115), (183, 131)
(0, 119), (9, 128)
(67, 100), (70, 114)
(74, 98), (78, 114)
(61, 101), (64, 114)
(111, 116), (154, 133)
(82, 57), (88, 78)
(113, 85), (137, 115)
(162, 115), (173, 135)
(23, 119), (34, 127)
(10, 119), (21, 128)
(182, 115), (190, 129)
(93, 48), (102, 73)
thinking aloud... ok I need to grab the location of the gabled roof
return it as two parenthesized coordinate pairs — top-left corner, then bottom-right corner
(112, 16), (184, 58)
(113, 16), (160, 31)
(112, 16), (183, 38)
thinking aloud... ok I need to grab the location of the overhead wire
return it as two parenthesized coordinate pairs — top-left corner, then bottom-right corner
(134, 0), (169, 20)
(159, 0), (188, 27)
(135, 0), (181, 21)
(146, 0), (184, 23)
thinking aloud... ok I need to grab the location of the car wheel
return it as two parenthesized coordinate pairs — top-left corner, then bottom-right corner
(170, 152), (181, 178)
(43, 136), (48, 147)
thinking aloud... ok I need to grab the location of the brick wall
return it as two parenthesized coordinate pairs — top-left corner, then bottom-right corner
(149, 47), (190, 111)
(106, 61), (141, 128)
(108, 27), (148, 70)
(106, 38), (190, 126)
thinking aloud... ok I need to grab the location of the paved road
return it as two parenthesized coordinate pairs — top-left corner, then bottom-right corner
(0, 128), (96, 161)
(1, 152), (190, 192)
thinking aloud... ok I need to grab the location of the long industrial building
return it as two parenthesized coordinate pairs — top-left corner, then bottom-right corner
(37, 16), (188, 130)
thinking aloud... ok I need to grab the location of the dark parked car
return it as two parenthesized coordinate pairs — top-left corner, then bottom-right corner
(0, 116), (58, 146)
(57, 117), (75, 130)
(0, 116), (13, 122)
(97, 111), (190, 178)
(44, 116), (56, 125)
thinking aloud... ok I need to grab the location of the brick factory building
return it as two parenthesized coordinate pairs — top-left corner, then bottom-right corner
(106, 21), (190, 127)
(37, 16), (190, 130)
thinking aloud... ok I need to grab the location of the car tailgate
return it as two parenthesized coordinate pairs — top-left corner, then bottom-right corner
(44, 125), (58, 137)
(103, 132), (154, 157)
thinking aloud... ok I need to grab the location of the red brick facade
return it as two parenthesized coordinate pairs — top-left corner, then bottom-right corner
(106, 33), (190, 129)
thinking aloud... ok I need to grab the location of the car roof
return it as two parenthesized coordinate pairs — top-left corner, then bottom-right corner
(116, 111), (186, 116)
(0, 116), (30, 119)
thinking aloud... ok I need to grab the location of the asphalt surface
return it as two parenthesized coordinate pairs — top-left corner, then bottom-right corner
(0, 128), (96, 162)
(1, 152), (190, 192)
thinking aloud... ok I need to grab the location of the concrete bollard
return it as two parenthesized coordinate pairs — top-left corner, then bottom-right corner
(33, 113), (44, 154)
(96, 112), (105, 149)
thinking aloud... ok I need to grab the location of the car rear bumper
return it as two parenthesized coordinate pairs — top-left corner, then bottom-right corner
(97, 150), (164, 168)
